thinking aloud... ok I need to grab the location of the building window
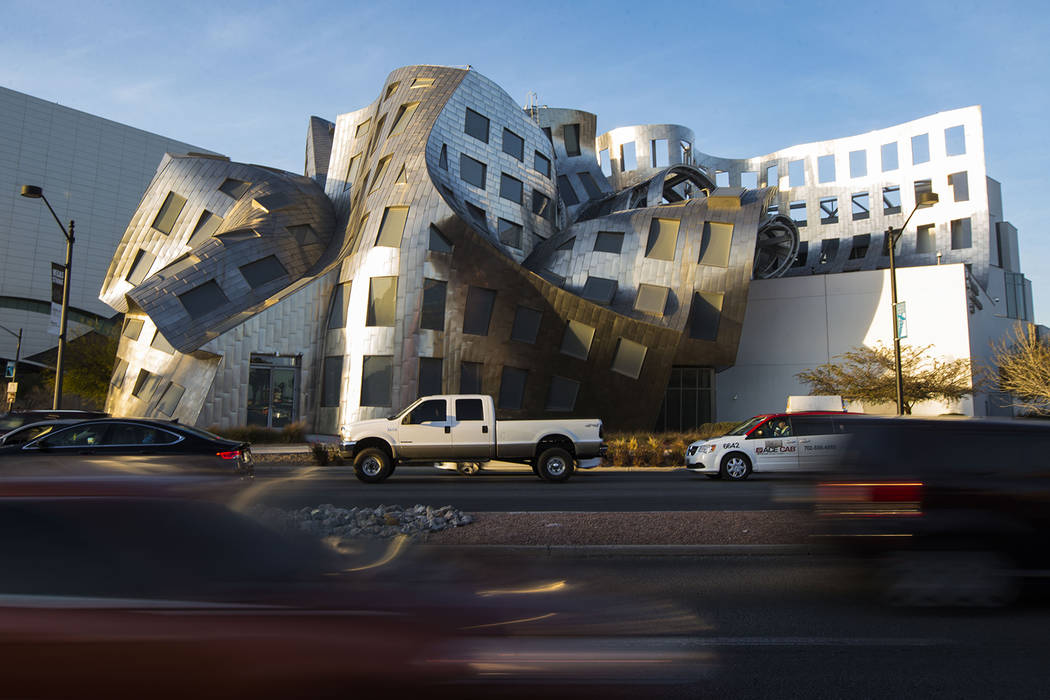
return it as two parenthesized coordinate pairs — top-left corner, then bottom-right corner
(849, 150), (867, 178)
(187, 210), (223, 248)
(817, 155), (836, 183)
(355, 118), (371, 138)
(914, 179), (933, 203)
(497, 218), (522, 248)
(715, 171), (729, 187)
(880, 142), (898, 172)
(916, 224), (936, 254)
(429, 224), (453, 253)
(650, 138), (669, 167)
(594, 231), (624, 254)
(792, 241), (808, 268)
(460, 361), (482, 394)
(767, 203), (779, 217)
(510, 306), (541, 344)
(819, 196), (839, 224)
(656, 367), (714, 432)
(360, 355), (392, 407)
(599, 148), (611, 176)
(546, 376), (580, 412)
(459, 153), (486, 189)
(464, 108), (489, 143)
(418, 357), (442, 397)
(498, 366), (528, 410)
(698, 221), (733, 267)
(532, 190), (552, 220)
(851, 192), (870, 221)
(945, 125), (966, 156)
(818, 239), (839, 264)
(327, 282), (351, 330)
(911, 133), (930, 165)
(634, 283), (669, 315)
(951, 218), (972, 249)
(646, 217), (680, 261)
(465, 201), (487, 226)
(438, 144), (448, 170)
(849, 234), (871, 260)
(788, 159), (805, 187)
(410, 77), (434, 89)
(740, 171), (758, 188)
(560, 320), (595, 360)
(179, 280), (228, 319)
(156, 382), (185, 416)
(125, 249), (156, 285)
(218, 178), (251, 199)
(882, 185), (901, 215)
(611, 338), (647, 379)
(790, 200), (807, 227)
(500, 173), (523, 204)
(949, 171), (969, 202)
(369, 155), (393, 193)
(375, 205), (410, 247)
(420, 278), (446, 331)
(533, 151), (551, 178)
(620, 141), (637, 170)
(502, 128), (524, 161)
(384, 81), (400, 100)
(557, 175), (579, 205)
(343, 153), (362, 191)
(577, 171), (602, 199)
(388, 101), (420, 137)
(765, 163), (778, 186)
(689, 292), (723, 341)
(463, 286), (496, 336)
(240, 255), (288, 289)
(122, 318), (144, 340)
(563, 124), (581, 157)
(366, 276), (398, 327)
(581, 276), (617, 304)
(111, 358), (128, 388)
(366, 115), (385, 156)
(152, 191), (187, 235)
(150, 330), (174, 355)
(131, 369), (155, 399)
(1005, 272), (1029, 321)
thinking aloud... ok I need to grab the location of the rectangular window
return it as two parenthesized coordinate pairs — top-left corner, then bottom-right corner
(511, 306), (542, 344)
(634, 283), (669, 315)
(125, 249), (156, 285)
(240, 255), (287, 289)
(847, 192), (869, 221)
(817, 154), (836, 183)
(387, 101), (419, 137)
(464, 108), (489, 143)
(498, 367), (528, 410)
(459, 153), (487, 189)
(560, 320), (595, 360)
(502, 128), (524, 161)
(429, 223), (453, 253)
(355, 119), (371, 138)
(360, 355), (392, 407)
(532, 190), (552, 220)
(218, 178), (251, 199)
(438, 144), (448, 170)
(882, 185), (901, 215)
(152, 191), (187, 234)
(131, 369), (154, 399)
(366, 276), (398, 327)
(343, 153), (362, 191)
(456, 397), (484, 420)
(645, 217), (680, 261)
(534, 151), (551, 178)
(157, 382), (185, 416)
(581, 276), (617, 304)
(651, 139), (669, 167)
(594, 230), (624, 254)
(765, 163), (778, 187)
(911, 133), (930, 165)
(150, 329), (174, 355)
(599, 148), (611, 176)
(819, 196), (839, 224)
(563, 124), (581, 156)
(367, 115), (385, 155)
(410, 77), (434, 89)
(375, 205), (410, 247)
(122, 318), (144, 341)
(620, 141), (637, 171)
(849, 150), (867, 178)
(949, 171), (969, 202)
(111, 358), (129, 388)
(463, 286), (496, 335)
(498, 218), (522, 248)
(420, 278), (446, 331)
(557, 174), (579, 205)
(546, 376), (579, 412)
(715, 171), (729, 187)
(790, 200), (807, 227)
(945, 125), (966, 156)
(849, 234), (870, 260)
(465, 201), (486, 225)
(788, 159), (805, 187)
(418, 357), (442, 397)
(179, 280), (228, 319)
(951, 218), (972, 249)
(698, 221), (733, 267)
(611, 338), (647, 379)
(327, 282), (351, 330)
(916, 224), (936, 254)
(542, 127), (553, 143)
(881, 142), (898, 172)
(577, 171), (602, 199)
(188, 210), (223, 248)
(460, 361), (482, 394)
(790, 241), (808, 268)
(740, 171), (758, 188)
(818, 239), (839, 264)
(499, 173), (523, 204)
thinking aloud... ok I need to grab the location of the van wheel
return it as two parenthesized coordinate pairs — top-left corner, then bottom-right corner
(536, 447), (574, 483)
(720, 453), (752, 480)
(354, 448), (394, 483)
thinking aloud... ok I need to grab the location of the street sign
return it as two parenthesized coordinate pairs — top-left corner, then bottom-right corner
(895, 301), (908, 339)
(3, 361), (13, 379)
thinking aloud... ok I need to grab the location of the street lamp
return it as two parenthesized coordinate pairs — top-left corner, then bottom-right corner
(20, 185), (74, 410)
(886, 189), (939, 415)
(0, 324), (21, 411)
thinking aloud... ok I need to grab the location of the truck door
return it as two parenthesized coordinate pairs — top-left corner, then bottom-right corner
(449, 397), (493, 459)
(744, 417), (799, 471)
(397, 398), (451, 459)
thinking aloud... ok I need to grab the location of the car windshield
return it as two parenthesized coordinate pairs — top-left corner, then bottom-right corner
(722, 416), (769, 436)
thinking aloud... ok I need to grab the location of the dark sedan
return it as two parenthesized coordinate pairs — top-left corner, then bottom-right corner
(0, 418), (253, 478)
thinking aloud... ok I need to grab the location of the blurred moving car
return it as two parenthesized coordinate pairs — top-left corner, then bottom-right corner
(0, 409), (107, 432)
(0, 419), (83, 446)
(815, 416), (1050, 606)
(686, 412), (856, 480)
(0, 418), (253, 478)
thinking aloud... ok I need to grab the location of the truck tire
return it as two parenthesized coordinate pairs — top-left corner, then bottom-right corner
(354, 447), (394, 483)
(535, 447), (574, 483)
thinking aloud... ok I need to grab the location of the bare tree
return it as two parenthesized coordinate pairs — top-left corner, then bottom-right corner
(986, 324), (1050, 415)
(796, 343), (972, 414)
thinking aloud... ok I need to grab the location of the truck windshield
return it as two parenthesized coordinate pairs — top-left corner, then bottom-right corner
(724, 416), (769, 436)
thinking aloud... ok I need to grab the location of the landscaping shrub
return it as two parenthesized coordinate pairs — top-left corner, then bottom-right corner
(601, 422), (740, 467)
(311, 442), (330, 466)
(209, 420), (309, 444)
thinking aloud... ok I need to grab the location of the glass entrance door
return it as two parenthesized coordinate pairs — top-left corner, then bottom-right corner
(247, 354), (301, 428)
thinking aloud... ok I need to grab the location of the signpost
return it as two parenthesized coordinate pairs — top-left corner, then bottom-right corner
(895, 301), (907, 340)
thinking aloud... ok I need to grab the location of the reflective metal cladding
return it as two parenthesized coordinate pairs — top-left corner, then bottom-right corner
(100, 65), (797, 431)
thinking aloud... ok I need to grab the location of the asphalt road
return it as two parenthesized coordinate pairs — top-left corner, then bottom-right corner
(251, 465), (814, 512)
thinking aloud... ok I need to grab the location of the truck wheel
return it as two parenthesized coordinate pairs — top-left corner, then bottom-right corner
(536, 447), (574, 483)
(456, 462), (480, 476)
(720, 452), (752, 481)
(354, 447), (394, 483)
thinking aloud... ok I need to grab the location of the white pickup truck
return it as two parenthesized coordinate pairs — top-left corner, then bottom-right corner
(339, 394), (605, 483)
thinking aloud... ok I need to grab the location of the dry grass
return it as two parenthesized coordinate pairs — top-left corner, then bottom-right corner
(207, 421), (308, 444)
(603, 423), (737, 466)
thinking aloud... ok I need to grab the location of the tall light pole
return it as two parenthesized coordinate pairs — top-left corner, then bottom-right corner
(886, 189), (938, 414)
(1, 324), (21, 411)
(20, 185), (74, 410)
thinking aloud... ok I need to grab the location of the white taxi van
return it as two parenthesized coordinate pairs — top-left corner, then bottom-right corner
(685, 412), (854, 480)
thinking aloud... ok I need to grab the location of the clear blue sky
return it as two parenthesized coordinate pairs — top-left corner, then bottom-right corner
(2, 0), (1047, 323)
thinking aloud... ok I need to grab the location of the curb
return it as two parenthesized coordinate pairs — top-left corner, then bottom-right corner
(416, 543), (821, 557)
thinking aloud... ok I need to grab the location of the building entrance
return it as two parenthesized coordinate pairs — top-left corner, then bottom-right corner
(655, 366), (714, 431)
(247, 354), (300, 428)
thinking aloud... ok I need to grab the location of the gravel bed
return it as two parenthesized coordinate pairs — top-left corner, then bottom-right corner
(248, 503), (473, 540)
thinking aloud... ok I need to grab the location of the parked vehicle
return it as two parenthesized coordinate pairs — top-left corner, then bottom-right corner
(340, 394), (605, 483)
(685, 411), (856, 480)
(0, 419), (82, 446)
(0, 409), (107, 432)
(0, 418), (253, 478)
(815, 415), (1050, 606)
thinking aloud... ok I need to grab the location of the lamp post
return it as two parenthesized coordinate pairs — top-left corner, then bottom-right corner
(20, 185), (74, 410)
(885, 190), (939, 414)
(1, 324), (21, 411)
